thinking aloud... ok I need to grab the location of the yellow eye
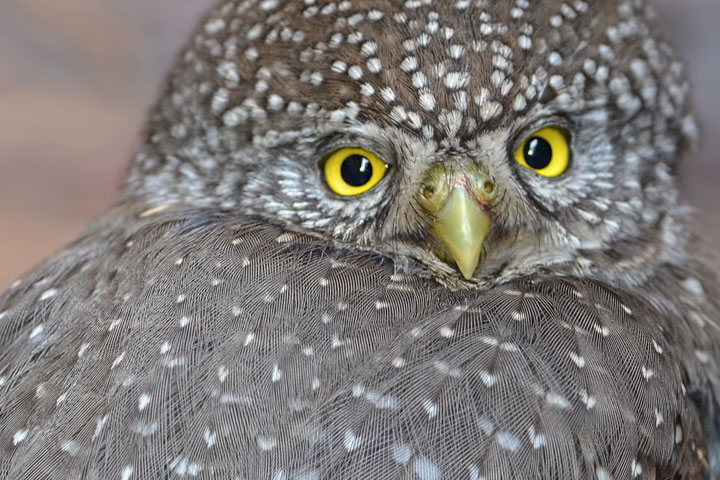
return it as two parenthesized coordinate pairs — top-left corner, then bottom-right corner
(514, 126), (570, 177)
(324, 147), (390, 196)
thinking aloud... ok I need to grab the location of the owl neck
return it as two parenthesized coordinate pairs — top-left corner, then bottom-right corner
(562, 206), (693, 289)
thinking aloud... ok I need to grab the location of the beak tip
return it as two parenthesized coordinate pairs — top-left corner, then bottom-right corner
(457, 260), (479, 281)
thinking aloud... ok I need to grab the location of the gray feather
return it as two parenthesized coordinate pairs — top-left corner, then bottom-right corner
(0, 209), (710, 479)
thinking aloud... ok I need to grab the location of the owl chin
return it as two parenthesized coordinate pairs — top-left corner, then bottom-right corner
(419, 234), (580, 291)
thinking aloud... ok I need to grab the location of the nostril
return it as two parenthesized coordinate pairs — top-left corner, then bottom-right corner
(483, 181), (495, 195)
(423, 185), (436, 200)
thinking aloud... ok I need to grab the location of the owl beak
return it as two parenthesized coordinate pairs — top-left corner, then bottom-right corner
(430, 188), (492, 279)
(418, 165), (495, 280)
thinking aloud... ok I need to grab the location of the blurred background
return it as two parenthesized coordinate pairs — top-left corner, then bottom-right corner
(0, 0), (718, 289)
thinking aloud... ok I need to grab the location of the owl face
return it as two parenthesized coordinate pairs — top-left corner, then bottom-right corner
(131, 0), (696, 286)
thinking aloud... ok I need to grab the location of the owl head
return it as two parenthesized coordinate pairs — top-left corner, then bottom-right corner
(127, 0), (697, 288)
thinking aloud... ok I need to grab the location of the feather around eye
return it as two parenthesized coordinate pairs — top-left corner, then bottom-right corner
(324, 147), (390, 196)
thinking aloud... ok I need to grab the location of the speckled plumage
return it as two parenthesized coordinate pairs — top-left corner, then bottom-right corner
(1, 0), (719, 479)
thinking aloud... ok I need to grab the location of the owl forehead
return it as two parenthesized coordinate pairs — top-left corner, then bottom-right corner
(179, 0), (675, 149)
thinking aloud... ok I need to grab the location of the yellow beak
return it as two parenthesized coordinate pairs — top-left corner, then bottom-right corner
(430, 187), (492, 280)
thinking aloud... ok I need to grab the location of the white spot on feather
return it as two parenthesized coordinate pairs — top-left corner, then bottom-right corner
(257, 435), (277, 451)
(546, 392), (570, 409)
(344, 430), (362, 451)
(121, 466), (134, 480)
(392, 443), (412, 464)
(138, 394), (151, 412)
(61, 440), (79, 456)
(413, 456), (440, 480)
(596, 467), (611, 480)
(13, 429), (28, 445)
(29, 325), (44, 339)
(93, 415), (108, 440)
(682, 278), (704, 297)
(631, 459), (643, 477)
(480, 370), (497, 387)
(497, 432), (520, 452)
(422, 399), (438, 418)
(40, 289), (58, 301)
(204, 430), (217, 448)
(569, 352), (586, 368)
(439, 326), (454, 338)
(271, 364), (283, 382)
(654, 408), (664, 427)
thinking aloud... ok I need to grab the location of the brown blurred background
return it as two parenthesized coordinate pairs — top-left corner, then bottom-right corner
(0, 0), (718, 289)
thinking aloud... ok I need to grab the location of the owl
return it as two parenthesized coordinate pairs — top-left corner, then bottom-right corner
(1, 0), (719, 479)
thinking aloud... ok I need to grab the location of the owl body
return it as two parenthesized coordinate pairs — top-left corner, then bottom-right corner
(0, 206), (715, 479)
(1, 0), (720, 479)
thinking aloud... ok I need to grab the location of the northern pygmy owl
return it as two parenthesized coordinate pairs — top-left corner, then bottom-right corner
(1, 1), (719, 479)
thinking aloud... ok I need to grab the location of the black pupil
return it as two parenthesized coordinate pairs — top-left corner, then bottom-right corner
(523, 137), (553, 169)
(341, 155), (373, 187)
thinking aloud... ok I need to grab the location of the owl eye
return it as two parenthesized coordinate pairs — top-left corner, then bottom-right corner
(324, 147), (390, 196)
(514, 126), (571, 177)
